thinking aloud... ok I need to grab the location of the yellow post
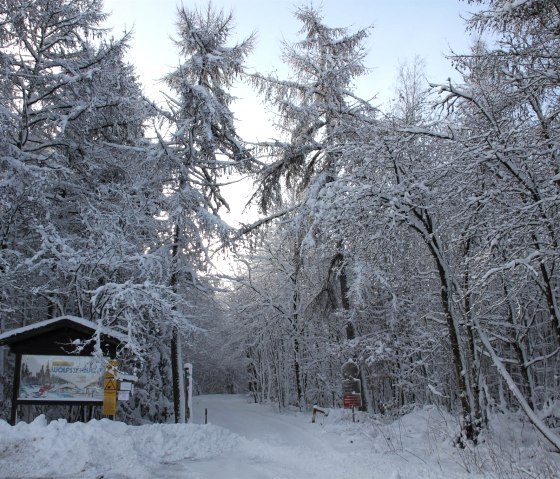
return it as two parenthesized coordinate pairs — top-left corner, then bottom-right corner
(102, 359), (118, 417)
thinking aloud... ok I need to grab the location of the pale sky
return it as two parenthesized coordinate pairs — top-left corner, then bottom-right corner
(103, 0), (477, 141)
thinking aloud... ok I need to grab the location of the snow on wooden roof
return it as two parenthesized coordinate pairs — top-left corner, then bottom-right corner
(0, 315), (127, 346)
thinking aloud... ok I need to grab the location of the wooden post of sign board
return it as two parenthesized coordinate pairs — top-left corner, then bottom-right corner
(184, 363), (192, 423)
(9, 353), (21, 425)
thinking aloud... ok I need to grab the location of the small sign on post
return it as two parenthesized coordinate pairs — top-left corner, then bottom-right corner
(116, 374), (136, 402)
(342, 393), (362, 408)
(342, 359), (362, 422)
(342, 378), (362, 395)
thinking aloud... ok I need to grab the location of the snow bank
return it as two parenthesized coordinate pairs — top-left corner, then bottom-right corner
(314, 404), (560, 478)
(311, 405), (472, 478)
(0, 416), (240, 479)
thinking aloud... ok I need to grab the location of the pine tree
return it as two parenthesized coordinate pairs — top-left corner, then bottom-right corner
(155, 2), (254, 423)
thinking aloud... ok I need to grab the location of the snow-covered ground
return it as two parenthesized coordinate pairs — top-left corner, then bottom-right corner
(0, 395), (558, 478)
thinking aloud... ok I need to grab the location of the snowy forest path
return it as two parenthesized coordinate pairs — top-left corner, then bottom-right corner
(193, 394), (335, 452)
(151, 394), (373, 479)
(141, 394), (485, 479)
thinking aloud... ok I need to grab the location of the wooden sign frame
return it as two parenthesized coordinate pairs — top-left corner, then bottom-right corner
(0, 316), (124, 425)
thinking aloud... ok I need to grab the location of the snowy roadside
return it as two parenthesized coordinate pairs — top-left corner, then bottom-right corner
(0, 417), (239, 478)
(0, 395), (558, 479)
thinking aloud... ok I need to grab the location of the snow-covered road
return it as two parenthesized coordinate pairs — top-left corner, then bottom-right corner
(151, 394), (474, 479)
(0, 394), (500, 478)
(179, 394), (369, 479)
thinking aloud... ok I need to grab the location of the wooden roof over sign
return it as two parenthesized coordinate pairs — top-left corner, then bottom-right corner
(0, 316), (127, 356)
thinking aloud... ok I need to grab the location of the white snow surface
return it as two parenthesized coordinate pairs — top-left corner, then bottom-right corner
(0, 395), (557, 478)
(0, 316), (127, 343)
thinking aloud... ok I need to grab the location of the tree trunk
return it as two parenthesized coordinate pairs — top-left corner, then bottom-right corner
(169, 222), (185, 423)
(463, 242), (483, 430)
(290, 238), (304, 407)
(427, 235), (479, 443)
(170, 327), (185, 423)
(293, 336), (303, 406)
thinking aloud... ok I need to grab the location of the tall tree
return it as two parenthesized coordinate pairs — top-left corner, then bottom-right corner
(0, 0), (157, 329)
(250, 5), (371, 212)
(244, 4), (373, 409)
(156, 2), (254, 422)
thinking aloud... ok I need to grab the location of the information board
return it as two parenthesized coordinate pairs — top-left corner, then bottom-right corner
(18, 355), (105, 402)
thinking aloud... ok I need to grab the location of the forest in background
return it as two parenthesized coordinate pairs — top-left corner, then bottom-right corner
(0, 0), (559, 451)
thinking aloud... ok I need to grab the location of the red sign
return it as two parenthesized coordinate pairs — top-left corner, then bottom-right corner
(343, 393), (362, 408)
